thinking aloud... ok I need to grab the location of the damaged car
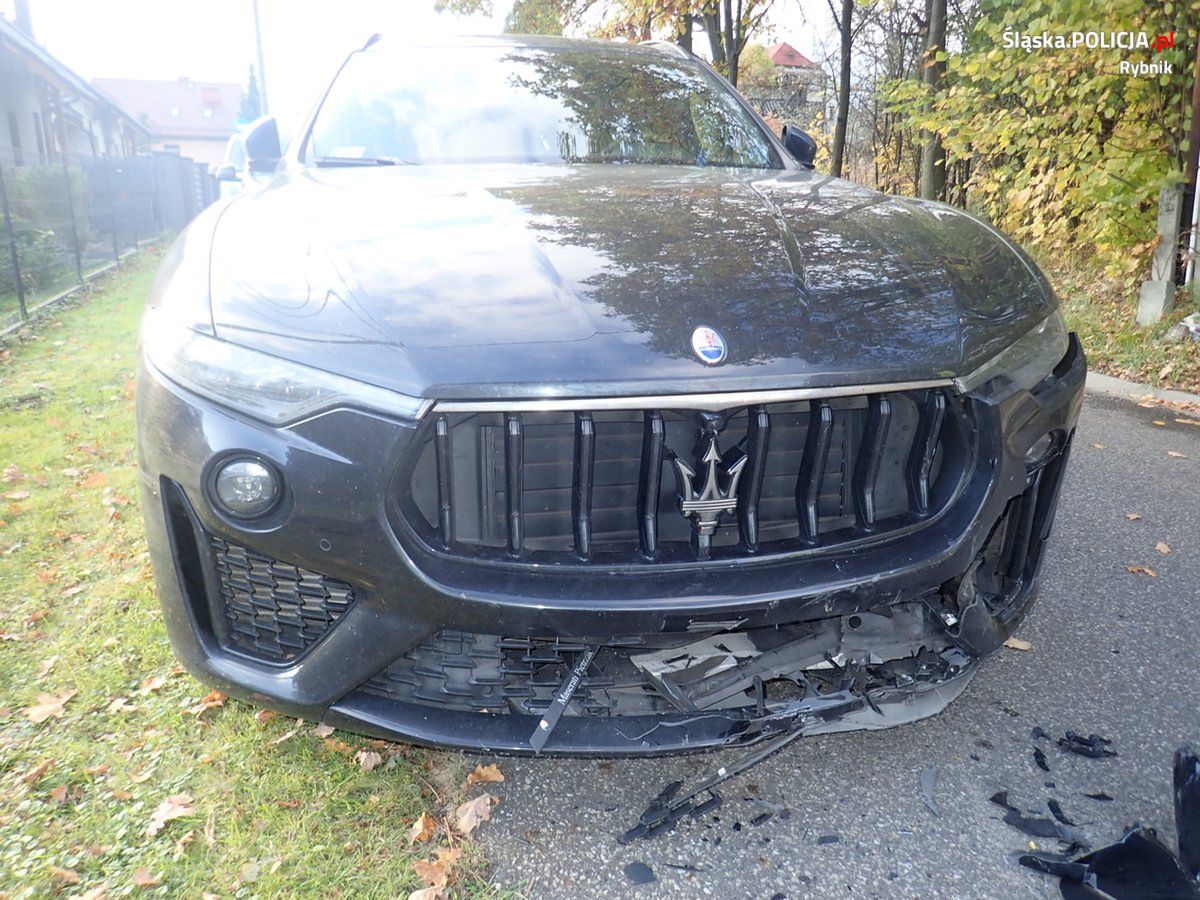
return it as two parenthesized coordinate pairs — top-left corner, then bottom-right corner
(136, 35), (1085, 757)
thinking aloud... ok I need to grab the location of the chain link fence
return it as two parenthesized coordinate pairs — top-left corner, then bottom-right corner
(0, 144), (216, 332)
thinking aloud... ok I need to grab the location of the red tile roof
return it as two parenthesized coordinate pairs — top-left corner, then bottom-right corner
(766, 42), (816, 69)
(92, 77), (240, 140)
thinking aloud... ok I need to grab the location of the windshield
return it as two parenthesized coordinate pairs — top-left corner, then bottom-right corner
(305, 43), (781, 169)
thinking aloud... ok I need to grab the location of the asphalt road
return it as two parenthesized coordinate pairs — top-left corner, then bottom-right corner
(472, 393), (1200, 898)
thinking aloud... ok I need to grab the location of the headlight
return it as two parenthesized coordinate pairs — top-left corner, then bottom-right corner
(142, 312), (430, 425)
(955, 312), (1068, 393)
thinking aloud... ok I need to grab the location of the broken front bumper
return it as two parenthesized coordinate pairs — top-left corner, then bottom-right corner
(137, 335), (1085, 755)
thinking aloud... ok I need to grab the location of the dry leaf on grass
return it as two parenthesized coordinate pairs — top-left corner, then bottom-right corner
(312, 724), (335, 738)
(466, 763), (504, 785)
(407, 812), (438, 845)
(21, 758), (55, 784)
(75, 886), (109, 900)
(136, 675), (168, 696)
(1127, 565), (1158, 577)
(186, 691), (226, 717)
(49, 865), (82, 884)
(49, 784), (69, 803)
(107, 697), (137, 714)
(356, 750), (384, 772)
(269, 723), (302, 746)
(254, 709), (277, 724)
(409, 888), (443, 900)
(455, 793), (497, 835)
(34, 656), (58, 678)
(174, 831), (196, 859)
(84, 763), (109, 777)
(414, 847), (463, 892)
(132, 868), (162, 888)
(23, 689), (76, 723)
(146, 793), (195, 836)
(1156, 542), (1172, 554)
(1003, 636), (1033, 651)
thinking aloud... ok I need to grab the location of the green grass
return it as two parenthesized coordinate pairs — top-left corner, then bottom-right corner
(0, 255), (501, 898)
(1051, 258), (1200, 395)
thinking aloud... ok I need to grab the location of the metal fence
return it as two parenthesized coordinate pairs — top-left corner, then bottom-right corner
(0, 144), (216, 332)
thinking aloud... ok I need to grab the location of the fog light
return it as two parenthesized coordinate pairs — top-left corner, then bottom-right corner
(1023, 432), (1057, 469)
(213, 458), (279, 518)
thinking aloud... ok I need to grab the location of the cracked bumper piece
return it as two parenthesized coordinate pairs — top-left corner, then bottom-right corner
(137, 335), (1085, 755)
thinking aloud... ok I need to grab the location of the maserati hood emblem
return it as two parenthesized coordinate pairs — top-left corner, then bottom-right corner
(691, 326), (727, 365)
(669, 434), (746, 558)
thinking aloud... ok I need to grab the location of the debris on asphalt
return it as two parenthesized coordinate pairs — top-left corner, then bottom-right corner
(750, 812), (772, 827)
(989, 791), (1087, 846)
(816, 834), (841, 845)
(1015, 745), (1200, 897)
(1003, 635), (1033, 651)
(1047, 798), (1078, 827)
(1033, 747), (1050, 772)
(1032, 726), (1050, 742)
(1084, 791), (1115, 802)
(623, 861), (656, 885)
(920, 764), (942, 817)
(1057, 731), (1118, 759)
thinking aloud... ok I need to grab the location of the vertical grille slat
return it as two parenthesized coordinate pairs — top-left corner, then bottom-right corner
(852, 394), (893, 531)
(637, 411), (665, 558)
(907, 390), (946, 515)
(738, 405), (771, 552)
(505, 413), (524, 558)
(572, 412), (595, 560)
(434, 414), (455, 547)
(796, 399), (833, 543)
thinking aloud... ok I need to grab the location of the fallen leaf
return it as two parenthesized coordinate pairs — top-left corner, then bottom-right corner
(136, 675), (168, 696)
(1176, 418), (1200, 427)
(1125, 513), (1142, 521)
(186, 691), (226, 717)
(407, 812), (438, 845)
(146, 793), (195, 836)
(107, 697), (137, 714)
(1156, 541), (1172, 554)
(1167, 451), (1188, 459)
(174, 830), (196, 859)
(1153, 420), (1166, 426)
(75, 886), (109, 900)
(23, 689), (77, 723)
(409, 888), (442, 900)
(1003, 636), (1033, 651)
(254, 709), (277, 724)
(324, 737), (354, 754)
(356, 750), (384, 772)
(49, 865), (82, 884)
(62, 584), (85, 597)
(49, 785), (69, 803)
(466, 763), (505, 785)
(312, 724), (335, 738)
(455, 793), (497, 835)
(34, 656), (58, 678)
(132, 868), (162, 888)
(270, 724), (301, 746)
(414, 847), (463, 891)
(111, 788), (133, 801)
(1090, 442), (1106, 449)
(84, 763), (110, 777)
(81, 471), (106, 488)
(1126, 565), (1158, 577)
(22, 758), (55, 784)
(0, 631), (20, 641)
(3, 490), (30, 500)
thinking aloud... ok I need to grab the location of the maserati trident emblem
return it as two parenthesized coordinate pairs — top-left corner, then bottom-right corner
(690, 326), (727, 365)
(669, 434), (746, 558)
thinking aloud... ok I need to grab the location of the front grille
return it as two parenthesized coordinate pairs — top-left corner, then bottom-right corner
(397, 389), (974, 566)
(210, 537), (355, 662)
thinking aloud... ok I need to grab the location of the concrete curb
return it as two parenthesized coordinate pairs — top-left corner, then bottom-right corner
(1085, 371), (1200, 413)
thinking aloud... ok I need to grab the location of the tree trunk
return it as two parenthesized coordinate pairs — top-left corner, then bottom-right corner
(918, 0), (947, 201)
(677, 14), (693, 53)
(830, 0), (852, 178)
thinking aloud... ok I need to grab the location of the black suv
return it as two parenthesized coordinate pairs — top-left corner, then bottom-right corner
(136, 35), (1084, 755)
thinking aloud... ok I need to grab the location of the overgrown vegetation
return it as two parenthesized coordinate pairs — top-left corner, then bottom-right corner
(0, 257), (505, 899)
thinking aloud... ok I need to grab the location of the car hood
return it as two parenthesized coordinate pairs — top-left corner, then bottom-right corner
(206, 164), (1053, 400)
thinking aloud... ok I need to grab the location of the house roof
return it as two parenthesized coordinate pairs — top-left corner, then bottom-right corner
(766, 42), (816, 69)
(92, 77), (241, 141)
(0, 15), (150, 136)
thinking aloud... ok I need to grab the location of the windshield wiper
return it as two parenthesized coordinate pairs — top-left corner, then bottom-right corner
(314, 155), (412, 167)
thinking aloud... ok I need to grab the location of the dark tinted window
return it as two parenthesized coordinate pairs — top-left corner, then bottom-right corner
(307, 44), (779, 169)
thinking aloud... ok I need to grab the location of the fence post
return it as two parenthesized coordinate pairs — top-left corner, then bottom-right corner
(60, 153), (84, 285)
(0, 160), (27, 320)
(102, 155), (120, 264)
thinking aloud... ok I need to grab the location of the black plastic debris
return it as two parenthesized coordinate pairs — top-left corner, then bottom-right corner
(1034, 746), (1051, 772)
(1032, 726), (1051, 742)
(921, 764), (942, 817)
(750, 812), (772, 827)
(1058, 731), (1118, 759)
(1176, 744), (1200, 881)
(1047, 798), (1079, 827)
(990, 791), (1086, 845)
(1018, 827), (1199, 899)
(1084, 792), (1115, 802)
(624, 861), (656, 885)
(817, 834), (841, 845)
(663, 862), (705, 873)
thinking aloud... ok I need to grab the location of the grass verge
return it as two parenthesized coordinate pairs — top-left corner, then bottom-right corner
(0, 254), (501, 899)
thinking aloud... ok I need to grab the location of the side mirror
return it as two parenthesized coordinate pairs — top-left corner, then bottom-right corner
(781, 125), (817, 169)
(215, 164), (239, 182)
(244, 115), (281, 174)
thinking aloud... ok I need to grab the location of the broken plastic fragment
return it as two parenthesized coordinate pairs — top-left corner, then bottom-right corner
(1175, 744), (1200, 880)
(1033, 747), (1050, 772)
(1083, 791), (1115, 802)
(1047, 799), (1078, 827)
(623, 861), (655, 885)
(1057, 731), (1118, 759)
(920, 764), (941, 817)
(528, 645), (597, 753)
(990, 791), (1086, 846)
(1021, 827), (1199, 899)
(817, 834), (841, 845)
